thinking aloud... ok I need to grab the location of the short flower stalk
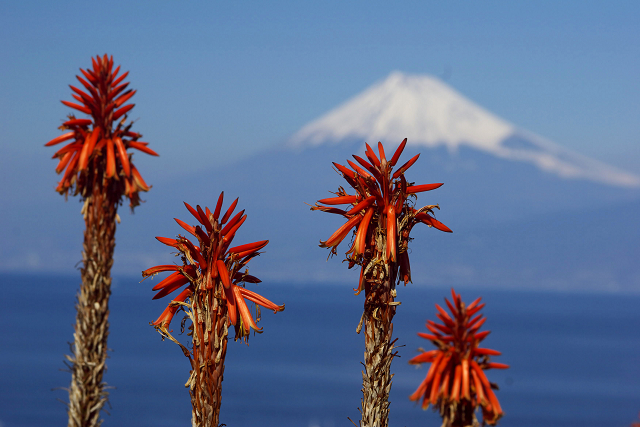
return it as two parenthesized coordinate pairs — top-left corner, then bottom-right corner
(144, 194), (284, 427)
(46, 55), (156, 427)
(311, 139), (452, 427)
(409, 289), (508, 426)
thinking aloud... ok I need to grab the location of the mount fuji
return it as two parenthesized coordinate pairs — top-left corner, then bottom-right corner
(13, 72), (640, 293)
(290, 71), (639, 188)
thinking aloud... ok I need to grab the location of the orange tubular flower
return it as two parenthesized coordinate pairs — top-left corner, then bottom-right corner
(144, 194), (284, 341)
(312, 139), (452, 289)
(409, 289), (508, 427)
(45, 54), (158, 207)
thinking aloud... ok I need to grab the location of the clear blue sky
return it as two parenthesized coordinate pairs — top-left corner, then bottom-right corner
(1, 1), (639, 183)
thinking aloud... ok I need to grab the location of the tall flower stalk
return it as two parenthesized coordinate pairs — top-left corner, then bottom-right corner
(311, 139), (452, 427)
(144, 195), (284, 427)
(409, 289), (508, 426)
(45, 55), (157, 427)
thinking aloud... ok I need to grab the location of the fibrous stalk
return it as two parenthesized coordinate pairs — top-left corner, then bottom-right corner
(188, 282), (228, 427)
(360, 275), (398, 427)
(66, 183), (118, 427)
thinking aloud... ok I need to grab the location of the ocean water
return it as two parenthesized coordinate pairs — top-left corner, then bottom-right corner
(1, 273), (639, 427)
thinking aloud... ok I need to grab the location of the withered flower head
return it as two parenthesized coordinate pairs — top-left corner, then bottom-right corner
(144, 193), (284, 342)
(45, 54), (158, 208)
(409, 289), (508, 426)
(312, 139), (452, 293)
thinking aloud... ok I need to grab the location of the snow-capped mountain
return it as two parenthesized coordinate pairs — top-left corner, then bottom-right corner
(290, 71), (640, 188)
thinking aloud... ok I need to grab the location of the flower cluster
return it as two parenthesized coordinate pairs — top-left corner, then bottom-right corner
(312, 139), (451, 293)
(409, 289), (508, 426)
(143, 193), (284, 341)
(45, 54), (157, 207)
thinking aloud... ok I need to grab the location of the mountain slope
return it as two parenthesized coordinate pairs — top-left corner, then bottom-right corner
(101, 142), (638, 293)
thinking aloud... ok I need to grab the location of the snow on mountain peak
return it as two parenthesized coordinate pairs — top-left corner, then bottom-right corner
(289, 71), (640, 188)
(290, 71), (514, 152)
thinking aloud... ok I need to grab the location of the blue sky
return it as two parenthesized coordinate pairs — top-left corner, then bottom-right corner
(2, 6), (639, 424)
(1, 0), (639, 183)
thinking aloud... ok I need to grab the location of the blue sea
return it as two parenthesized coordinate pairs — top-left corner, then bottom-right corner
(1, 273), (639, 427)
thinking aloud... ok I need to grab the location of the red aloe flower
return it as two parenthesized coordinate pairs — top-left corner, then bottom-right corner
(45, 55), (157, 427)
(409, 289), (508, 426)
(144, 194), (284, 426)
(46, 54), (157, 208)
(311, 139), (452, 427)
(313, 139), (451, 292)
